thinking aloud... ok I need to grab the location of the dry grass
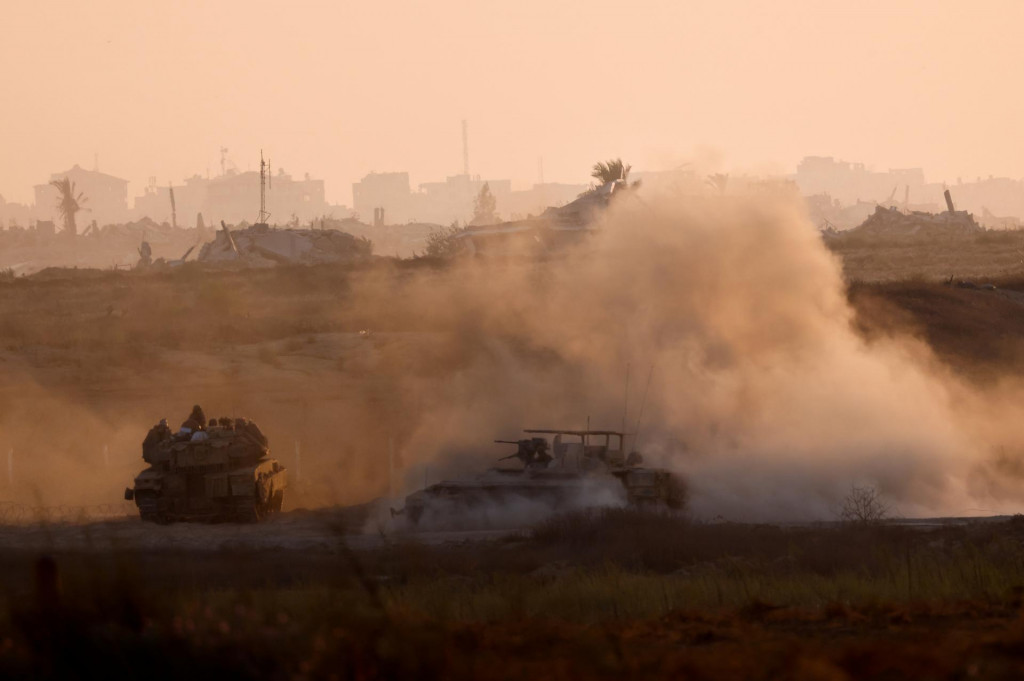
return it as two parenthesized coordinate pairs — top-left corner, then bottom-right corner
(5, 514), (1024, 678)
(4, 254), (1022, 386)
(848, 277), (1024, 379)
(0, 260), (435, 363)
(3, 246), (1024, 677)
(828, 229), (1024, 282)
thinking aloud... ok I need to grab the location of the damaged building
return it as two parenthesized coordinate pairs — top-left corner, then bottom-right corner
(455, 179), (632, 256)
(197, 223), (371, 267)
(825, 189), (982, 242)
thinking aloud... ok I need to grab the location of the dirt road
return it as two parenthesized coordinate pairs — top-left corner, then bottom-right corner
(0, 506), (522, 553)
(0, 503), (1014, 554)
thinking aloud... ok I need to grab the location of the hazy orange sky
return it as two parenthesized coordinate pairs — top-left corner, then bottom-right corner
(2, 0), (1022, 206)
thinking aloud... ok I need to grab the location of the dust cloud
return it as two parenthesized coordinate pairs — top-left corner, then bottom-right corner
(383, 186), (1024, 521)
(2, 186), (1023, 521)
(0, 376), (144, 509)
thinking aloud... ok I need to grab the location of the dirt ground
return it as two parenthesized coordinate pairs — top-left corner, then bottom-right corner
(0, 502), (521, 553)
(4, 248), (1024, 678)
(2, 255), (1023, 512)
(4, 512), (1024, 679)
(827, 228), (1024, 282)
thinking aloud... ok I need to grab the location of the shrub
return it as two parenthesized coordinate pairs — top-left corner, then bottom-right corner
(423, 225), (465, 259)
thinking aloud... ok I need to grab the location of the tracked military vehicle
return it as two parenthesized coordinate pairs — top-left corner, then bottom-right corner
(125, 414), (287, 523)
(398, 429), (685, 526)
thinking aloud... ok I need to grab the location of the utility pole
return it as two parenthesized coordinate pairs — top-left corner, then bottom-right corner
(169, 184), (177, 229)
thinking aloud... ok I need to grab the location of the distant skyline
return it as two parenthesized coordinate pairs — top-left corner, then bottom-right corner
(7, 151), (1024, 212)
(3, 0), (1023, 206)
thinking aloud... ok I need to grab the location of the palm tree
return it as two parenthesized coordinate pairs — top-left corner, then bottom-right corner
(591, 158), (632, 184)
(706, 173), (730, 194)
(50, 177), (87, 237)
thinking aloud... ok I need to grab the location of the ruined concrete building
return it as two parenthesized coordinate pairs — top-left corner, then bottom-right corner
(456, 179), (632, 256)
(197, 223), (371, 267)
(827, 190), (982, 242)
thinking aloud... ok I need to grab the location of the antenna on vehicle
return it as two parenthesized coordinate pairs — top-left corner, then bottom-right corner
(388, 431), (396, 501)
(631, 365), (655, 452)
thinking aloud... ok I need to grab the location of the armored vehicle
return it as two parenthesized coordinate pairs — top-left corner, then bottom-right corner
(124, 414), (287, 523)
(398, 429), (685, 526)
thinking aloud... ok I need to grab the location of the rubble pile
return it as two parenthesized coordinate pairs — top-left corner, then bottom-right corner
(838, 205), (982, 240)
(455, 179), (632, 256)
(197, 223), (372, 267)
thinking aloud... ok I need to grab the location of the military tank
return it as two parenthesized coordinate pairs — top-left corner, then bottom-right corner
(124, 411), (287, 523)
(397, 429), (685, 526)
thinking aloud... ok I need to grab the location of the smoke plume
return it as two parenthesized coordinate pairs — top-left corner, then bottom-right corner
(4, 185), (1023, 522)
(390, 187), (1024, 521)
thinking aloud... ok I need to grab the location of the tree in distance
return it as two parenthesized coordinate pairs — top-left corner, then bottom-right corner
(706, 173), (730, 194)
(50, 177), (87, 237)
(471, 182), (498, 226)
(839, 484), (891, 525)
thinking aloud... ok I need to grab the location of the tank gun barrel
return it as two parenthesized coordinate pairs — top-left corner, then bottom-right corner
(496, 439), (529, 463)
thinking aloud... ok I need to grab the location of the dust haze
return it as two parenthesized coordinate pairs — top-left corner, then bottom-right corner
(385, 185), (1024, 521)
(2, 183), (1023, 521)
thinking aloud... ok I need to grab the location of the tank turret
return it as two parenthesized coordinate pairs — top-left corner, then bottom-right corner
(125, 410), (287, 523)
(494, 438), (553, 469)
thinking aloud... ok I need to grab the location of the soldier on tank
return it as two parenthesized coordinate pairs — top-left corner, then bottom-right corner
(179, 404), (207, 434)
(531, 438), (553, 467)
(142, 418), (171, 458)
(189, 404), (207, 430)
(498, 437), (553, 469)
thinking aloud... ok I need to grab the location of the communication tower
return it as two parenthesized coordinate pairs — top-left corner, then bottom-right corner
(257, 150), (271, 225)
